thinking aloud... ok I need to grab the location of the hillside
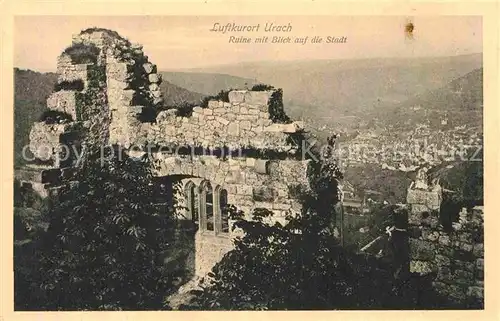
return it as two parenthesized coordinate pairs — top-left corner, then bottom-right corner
(158, 80), (205, 106)
(376, 68), (483, 130)
(14, 68), (205, 166)
(14, 69), (58, 166)
(160, 71), (258, 96)
(177, 54), (482, 122)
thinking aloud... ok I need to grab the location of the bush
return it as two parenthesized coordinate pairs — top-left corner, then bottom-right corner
(62, 43), (100, 64)
(175, 102), (199, 118)
(39, 109), (73, 124)
(54, 80), (84, 92)
(251, 84), (275, 91)
(200, 89), (232, 108)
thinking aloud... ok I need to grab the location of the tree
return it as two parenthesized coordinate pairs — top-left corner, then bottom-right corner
(29, 148), (178, 310)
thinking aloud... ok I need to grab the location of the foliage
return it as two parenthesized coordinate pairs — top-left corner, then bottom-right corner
(54, 80), (85, 92)
(174, 102), (199, 118)
(248, 84), (291, 124)
(15, 148), (179, 310)
(200, 89), (232, 107)
(344, 164), (413, 204)
(251, 84), (275, 91)
(62, 43), (100, 64)
(182, 208), (446, 310)
(269, 88), (291, 124)
(75, 65), (109, 142)
(39, 109), (73, 124)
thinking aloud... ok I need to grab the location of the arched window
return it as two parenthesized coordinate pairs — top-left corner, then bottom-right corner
(184, 181), (199, 223)
(220, 189), (229, 233)
(204, 182), (214, 231)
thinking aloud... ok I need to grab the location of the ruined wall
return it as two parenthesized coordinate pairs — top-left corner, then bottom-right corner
(140, 91), (304, 151)
(18, 28), (311, 278)
(407, 186), (484, 305)
(153, 154), (309, 218)
(153, 153), (311, 276)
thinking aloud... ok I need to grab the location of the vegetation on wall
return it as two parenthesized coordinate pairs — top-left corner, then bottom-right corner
(54, 80), (85, 92)
(62, 43), (100, 65)
(39, 110), (73, 124)
(251, 84), (275, 91)
(200, 89), (232, 108)
(75, 65), (109, 142)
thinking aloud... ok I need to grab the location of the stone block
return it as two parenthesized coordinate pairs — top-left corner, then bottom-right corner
(107, 78), (129, 90)
(107, 62), (132, 81)
(467, 286), (484, 299)
(422, 230), (440, 242)
(459, 242), (473, 253)
(433, 282), (466, 302)
(143, 62), (157, 74)
(244, 91), (271, 105)
(435, 254), (451, 266)
(476, 258), (484, 270)
(29, 123), (70, 161)
(149, 83), (160, 91)
(455, 261), (475, 273)
(245, 158), (256, 167)
(273, 202), (291, 211)
(409, 239), (436, 261)
(46, 91), (78, 119)
(473, 243), (484, 257)
(236, 185), (253, 196)
(252, 186), (278, 202)
(240, 120), (251, 131)
(264, 123), (284, 132)
(410, 260), (435, 275)
(118, 90), (136, 105)
(216, 116), (230, 126)
(227, 122), (240, 136)
(148, 73), (162, 83)
(207, 100), (219, 109)
(247, 108), (260, 115)
(453, 269), (474, 285)
(439, 235), (451, 246)
(228, 90), (246, 103)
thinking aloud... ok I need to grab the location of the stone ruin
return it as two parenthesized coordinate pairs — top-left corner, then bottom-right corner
(406, 169), (484, 305)
(15, 28), (485, 306)
(15, 29), (311, 276)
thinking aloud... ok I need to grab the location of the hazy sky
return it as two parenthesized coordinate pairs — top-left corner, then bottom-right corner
(14, 16), (482, 71)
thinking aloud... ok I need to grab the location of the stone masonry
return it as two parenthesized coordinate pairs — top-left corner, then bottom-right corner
(16, 29), (311, 277)
(407, 173), (484, 305)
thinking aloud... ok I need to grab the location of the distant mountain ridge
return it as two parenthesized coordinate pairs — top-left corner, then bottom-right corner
(169, 54), (482, 122)
(374, 68), (483, 130)
(159, 71), (258, 96)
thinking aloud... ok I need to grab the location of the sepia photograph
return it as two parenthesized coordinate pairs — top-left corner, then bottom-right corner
(11, 14), (485, 311)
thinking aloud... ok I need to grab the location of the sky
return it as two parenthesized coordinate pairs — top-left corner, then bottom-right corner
(14, 16), (482, 72)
